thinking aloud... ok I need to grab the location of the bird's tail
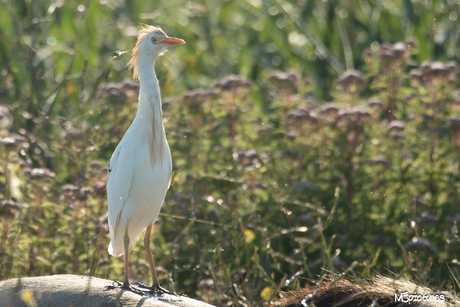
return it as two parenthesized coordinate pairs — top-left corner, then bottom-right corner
(108, 220), (125, 257)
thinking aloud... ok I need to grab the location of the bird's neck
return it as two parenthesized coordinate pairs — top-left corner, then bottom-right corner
(136, 61), (163, 121)
(136, 60), (166, 166)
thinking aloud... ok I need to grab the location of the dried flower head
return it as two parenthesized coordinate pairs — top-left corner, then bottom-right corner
(62, 184), (79, 192)
(409, 68), (423, 86)
(121, 79), (140, 100)
(0, 104), (13, 129)
(61, 184), (80, 200)
(387, 120), (406, 131)
(378, 42), (411, 63)
(424, 61), (450, 78)
(77, 186), (94, 201)
(334, 69), (367, 95)
(212, 75), (252, 92)
(415, 60), (459, 85)
(286, 105), (319, 126)
(390, 133), (405, 141)
(26, 168), (56, 179)
(0, 136), (17, 150)
(235, 149), (269, 168)
(391, 42), (408, 60)
(445, 61), (459, 77)
(366, 98), (385, 109)
(0, 104), (9, 118)
(182, 88), (219, 111)
(268, 70), (301, 93)
(257, 125), (273, 138)
(405, 37), (419, 49)
(0, 200), (21, 218)
(337, 106), (370, 126)
(89, 160), (102, 172)
(379, 42), (395, 62)
(101, 83), (128, 104)
(352, 106), (371, 122)
(93, 180), (107, 196)
(361, 48), (374, 61)
(285, 130), (298, 140)
(121, 78), (140, 92)
(320, 103), (340, 118)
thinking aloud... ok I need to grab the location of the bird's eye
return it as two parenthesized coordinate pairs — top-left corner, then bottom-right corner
(151, 37), (156, 43)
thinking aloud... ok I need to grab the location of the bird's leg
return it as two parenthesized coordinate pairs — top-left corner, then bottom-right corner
(144, 224), (160, 288)
(133, 224), (170, 295)
(122, 226), (130, 288)
(107, 226), (146, 295)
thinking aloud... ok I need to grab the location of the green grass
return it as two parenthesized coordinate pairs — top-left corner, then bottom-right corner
(1, 0), (460, 306)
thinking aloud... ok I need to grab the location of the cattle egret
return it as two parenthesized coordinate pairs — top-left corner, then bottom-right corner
(107, 24), (185, 293)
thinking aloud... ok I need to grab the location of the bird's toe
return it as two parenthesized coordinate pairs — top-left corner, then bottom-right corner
(133, 282), (171, 295)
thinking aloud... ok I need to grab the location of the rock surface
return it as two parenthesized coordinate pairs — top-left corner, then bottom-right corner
(0, 274), (215, 307)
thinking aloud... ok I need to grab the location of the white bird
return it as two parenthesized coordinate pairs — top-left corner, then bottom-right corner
(107, 24), (185, 292)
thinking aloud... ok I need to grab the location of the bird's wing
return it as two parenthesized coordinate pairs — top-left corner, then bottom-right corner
(107, 141), (135, 251)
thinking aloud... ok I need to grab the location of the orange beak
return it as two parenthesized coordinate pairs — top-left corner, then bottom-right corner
(162, 37), (186, 45)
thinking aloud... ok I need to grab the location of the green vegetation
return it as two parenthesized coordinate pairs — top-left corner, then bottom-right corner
(1, 0), (460, 305)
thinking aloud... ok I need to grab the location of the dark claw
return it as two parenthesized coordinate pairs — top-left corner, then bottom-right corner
(133, 282), (171, 295)
(105, 280), (122, 290)
(105, 281), (146, 296)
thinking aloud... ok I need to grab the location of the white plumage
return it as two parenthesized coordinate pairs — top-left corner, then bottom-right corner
(106, 24), (185, 291)
(107, 107), (171, 256)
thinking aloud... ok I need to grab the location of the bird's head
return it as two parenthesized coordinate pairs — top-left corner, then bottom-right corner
(127, 24), (185, 80)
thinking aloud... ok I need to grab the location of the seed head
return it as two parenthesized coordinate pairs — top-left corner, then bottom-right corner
(320, 103), (340, 118)
(212, 75), (252, 92)
(361, 48), (374, 61)
(366, 98), (385, 109)
(26, 168), (56, 179)
(0, 104), (13, 129)
(285, 130), (298, 140)
(0, 200), (21, 218)
(77, 186), (94, 201)
(101, 83), (128, 104)
(408, 69), (423, 86)
(268, 70), (301, 93)
(182, 88), (219, 111)
(334, 70), (366, 95)
(0, 136), (17, 150)
(405, 37), (418, 49)
(387, 120), (406, 132)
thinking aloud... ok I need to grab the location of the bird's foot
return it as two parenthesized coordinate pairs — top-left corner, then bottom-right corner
(105, 280), (123, 290)
(105, 281), (146, 296)
(133, 282), (171, 295)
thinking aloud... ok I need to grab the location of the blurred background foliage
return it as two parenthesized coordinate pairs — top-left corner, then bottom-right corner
(1, 0), (460, 305)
